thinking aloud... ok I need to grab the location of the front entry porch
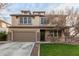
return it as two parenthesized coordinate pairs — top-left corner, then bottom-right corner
(40, 29), (65, 42)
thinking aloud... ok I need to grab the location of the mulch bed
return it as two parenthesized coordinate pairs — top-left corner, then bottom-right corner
(31, 43), (40, 56)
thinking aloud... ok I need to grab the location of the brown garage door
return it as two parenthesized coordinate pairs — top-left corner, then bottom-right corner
(13, 31), (36, 42)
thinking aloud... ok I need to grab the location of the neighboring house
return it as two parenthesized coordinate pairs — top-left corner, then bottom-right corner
(0, 17), (10, 33)
(8, 10), (68, 42)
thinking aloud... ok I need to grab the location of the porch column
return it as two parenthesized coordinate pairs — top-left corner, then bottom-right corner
(60, 30), (65, 42)
(7, 32), (11, 41)
(57, 29), (58, 39)
(37, 32), (40, 42)
(45, 30), (51, 42)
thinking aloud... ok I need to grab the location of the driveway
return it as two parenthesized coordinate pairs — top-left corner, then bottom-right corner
(0, 42), (35, 56)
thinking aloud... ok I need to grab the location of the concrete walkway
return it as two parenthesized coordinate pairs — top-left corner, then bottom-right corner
(0, 42), (35, 56)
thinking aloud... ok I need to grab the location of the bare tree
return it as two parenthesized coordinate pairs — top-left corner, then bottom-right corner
(46, 7), (79, 43)
(0, 3), (12, 22)
(46, 12), (66, 27)
(46, 10), (67, 42)
(0, 3), (9, 10)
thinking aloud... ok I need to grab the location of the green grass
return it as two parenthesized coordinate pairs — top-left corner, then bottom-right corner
(40, 43), (79, 56)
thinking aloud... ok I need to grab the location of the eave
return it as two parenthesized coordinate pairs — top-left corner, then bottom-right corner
(8, 26), (71, 29)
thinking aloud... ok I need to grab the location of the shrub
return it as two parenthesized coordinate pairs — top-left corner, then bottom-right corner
(0, 31), (7, 41)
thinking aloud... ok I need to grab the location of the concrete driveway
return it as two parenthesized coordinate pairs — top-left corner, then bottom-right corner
(0, 42), (35, 56)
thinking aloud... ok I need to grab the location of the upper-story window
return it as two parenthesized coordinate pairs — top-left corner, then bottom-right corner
(40, 17), (47, 24)
(20, 17), (32, 24)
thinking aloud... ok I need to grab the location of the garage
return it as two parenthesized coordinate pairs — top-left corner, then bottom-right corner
(13, 31), (36, 42)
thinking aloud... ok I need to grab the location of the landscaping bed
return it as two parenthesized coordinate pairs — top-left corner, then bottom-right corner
(40, 43), (79, 56)
(0, 32), (7, 41)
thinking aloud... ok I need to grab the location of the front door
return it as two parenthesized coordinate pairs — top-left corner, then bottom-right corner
(40, 30), (45, 41)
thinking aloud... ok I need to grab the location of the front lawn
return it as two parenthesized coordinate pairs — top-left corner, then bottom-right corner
(40, 43), (79, 56)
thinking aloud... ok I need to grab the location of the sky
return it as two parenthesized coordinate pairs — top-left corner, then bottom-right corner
(6, 3), (60, 11)
(0, 3), (61, 23)
(1, 3), (79, 23)
(0, 3), (60, 23)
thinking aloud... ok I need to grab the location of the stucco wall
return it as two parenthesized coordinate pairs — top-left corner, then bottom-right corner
(9, 28), (40, 32)
(0, 21), (9, 32)
(11, 16), (40, 26)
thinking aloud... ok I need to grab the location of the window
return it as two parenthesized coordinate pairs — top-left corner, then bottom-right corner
(20, 17), (24, 24)
(24, 17), (27, 24)
(20, 17), (32, 24)
(40, 17), (47, 24)
(54, 30), (57, 37)
(50, 30), (62, 37)
(28, 17), (31, 24)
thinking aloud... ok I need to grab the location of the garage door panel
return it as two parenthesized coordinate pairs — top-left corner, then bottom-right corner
(13, 31), (36, 42)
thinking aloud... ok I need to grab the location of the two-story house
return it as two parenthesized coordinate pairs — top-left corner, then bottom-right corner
(0, 17), (10, 33)
(8, 10), (67, 42)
